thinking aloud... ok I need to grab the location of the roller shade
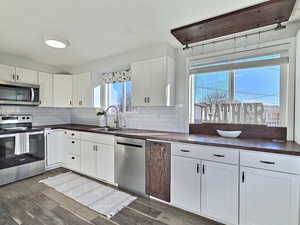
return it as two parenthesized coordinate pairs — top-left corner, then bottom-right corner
(190, 56), (289, 75)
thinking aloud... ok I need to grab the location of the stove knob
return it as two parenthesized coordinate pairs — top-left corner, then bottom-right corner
(26, 117), (30, 120)
(22, 117), (25, 120)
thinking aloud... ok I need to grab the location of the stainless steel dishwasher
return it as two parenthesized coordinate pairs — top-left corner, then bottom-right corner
(115, 137), (146, 196)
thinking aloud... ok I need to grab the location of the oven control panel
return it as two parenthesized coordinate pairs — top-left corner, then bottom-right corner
(0, 115), (32, 124)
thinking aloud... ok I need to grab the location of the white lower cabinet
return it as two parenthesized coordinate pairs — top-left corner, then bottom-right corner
(201, 161), (238, 225)
(81, 141), (98, 177)
(97, 144), (115, 184)
(46, 130), (64, 168)
(240, 167), (300, 225)
(171, 155), (201, 213)
(57, 130), (115, 184)
(67, 154), (81, 171)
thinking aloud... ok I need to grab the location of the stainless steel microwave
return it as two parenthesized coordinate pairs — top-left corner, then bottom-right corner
(0, 81), (40, 106)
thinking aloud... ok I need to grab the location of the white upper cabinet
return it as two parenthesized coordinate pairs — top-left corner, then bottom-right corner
(72, 72), (92, 108)
(201, 161), (239, 225)
(131, 56), (175, 107)
(240, 167), (300, 225)
(0, 64), (15, 82)
(53, 74), (73, 108)
(39, 72), (53, 107)
(15, 67), (38, 84)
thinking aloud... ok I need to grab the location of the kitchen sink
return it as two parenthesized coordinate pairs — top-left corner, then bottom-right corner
(91, 127), (122, 132)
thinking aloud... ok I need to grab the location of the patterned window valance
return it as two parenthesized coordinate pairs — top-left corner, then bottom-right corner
(102, 70), (131, 84)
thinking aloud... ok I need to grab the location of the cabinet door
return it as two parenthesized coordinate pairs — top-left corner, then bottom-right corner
(171, 155), (201, 213)
(240, 167), (300, 225)
(73, 73), (91, 108)
(81, 141), (97, 177)
(131, 60), (151, 106)
(0, 64), (15, 82)
(53, 74), (73, 107)
(131, 57), (168, 107)
(46, 130), (64, 166)
(62, 131), (70, 164)
(146, 57), (167, 107)
(201, 161), (238, 225)
(15, 68), (38, 84)
(39, 72), (53, 107)
(97, 144), (115, 183)
(146, 141), (171, 202)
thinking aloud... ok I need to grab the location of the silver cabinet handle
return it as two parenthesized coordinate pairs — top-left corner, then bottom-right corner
(31, 88), (35, 102)
(93, 145), (98, 151)
(197, 163), (200, 174)
(260, 160), (275, 165)
(16, 74), (19, 80)
(180, 149), (190, 153)
(213, 154), (225, 158)
(242, 171), (245, 183)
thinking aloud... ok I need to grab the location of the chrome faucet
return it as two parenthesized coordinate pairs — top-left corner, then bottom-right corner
(105, 105), (120, 128)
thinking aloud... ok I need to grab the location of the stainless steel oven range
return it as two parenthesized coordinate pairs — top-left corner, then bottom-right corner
(0, 114), (45, 185)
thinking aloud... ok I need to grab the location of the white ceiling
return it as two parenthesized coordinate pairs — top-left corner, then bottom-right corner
(1, 0), (296, 70)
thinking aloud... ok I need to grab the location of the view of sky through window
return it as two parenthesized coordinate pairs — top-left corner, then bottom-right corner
(191, 55), (282, 126)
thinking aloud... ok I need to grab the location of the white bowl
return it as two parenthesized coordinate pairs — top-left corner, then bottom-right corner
(216, 130), (242, 138)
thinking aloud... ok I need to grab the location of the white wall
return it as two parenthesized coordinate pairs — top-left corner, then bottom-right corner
(70, 43), (176, 74)
(0, 51), (62, 73)
(295, 31), (300, 144)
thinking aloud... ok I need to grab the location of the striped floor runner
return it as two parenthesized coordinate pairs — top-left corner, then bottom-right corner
(40, 172), (136, 218)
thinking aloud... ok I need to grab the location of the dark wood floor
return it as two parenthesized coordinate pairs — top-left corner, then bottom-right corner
(0, 168), (223, 225)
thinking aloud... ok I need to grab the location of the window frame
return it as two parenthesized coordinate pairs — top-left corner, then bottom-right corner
(104, 81), (132, 112)
(189, 55), (287, 127)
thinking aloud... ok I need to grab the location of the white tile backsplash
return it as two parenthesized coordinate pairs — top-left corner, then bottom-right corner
(0, 106), (187, 132)
(71, 107), (187, 133)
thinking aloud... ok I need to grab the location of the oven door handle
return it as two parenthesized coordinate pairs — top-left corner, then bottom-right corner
(0, 133), (17, 138)
(116, 142), (143, 148)
(31, 88), (35, 102)
(27, 131), (44, 135)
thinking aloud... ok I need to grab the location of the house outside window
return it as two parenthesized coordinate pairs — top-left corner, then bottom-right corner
(106, 81), (132, 112)
(189, 54), (288, 127)
(93, 70), (132, 112)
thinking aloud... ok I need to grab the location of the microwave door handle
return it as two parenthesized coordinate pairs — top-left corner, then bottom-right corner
(31, 88), (35, 102)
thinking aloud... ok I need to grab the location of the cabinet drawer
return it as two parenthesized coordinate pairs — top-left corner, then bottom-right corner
(202, 148), (239, 165)
(240, 151), (300, 174)
(65, 130), (81, 140)
(81, 132), (114, 145)
(172, 143), (239, 164)
(172, 143), (206, 159)
(67, 139), (81, 155)
(67, 154), (81, 171)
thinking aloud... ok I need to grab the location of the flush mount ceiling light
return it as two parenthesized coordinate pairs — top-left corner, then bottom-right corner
(44, 37), (70, 49)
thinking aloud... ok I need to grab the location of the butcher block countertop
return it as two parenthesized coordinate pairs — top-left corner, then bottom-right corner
(36, 124), (300, 156)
